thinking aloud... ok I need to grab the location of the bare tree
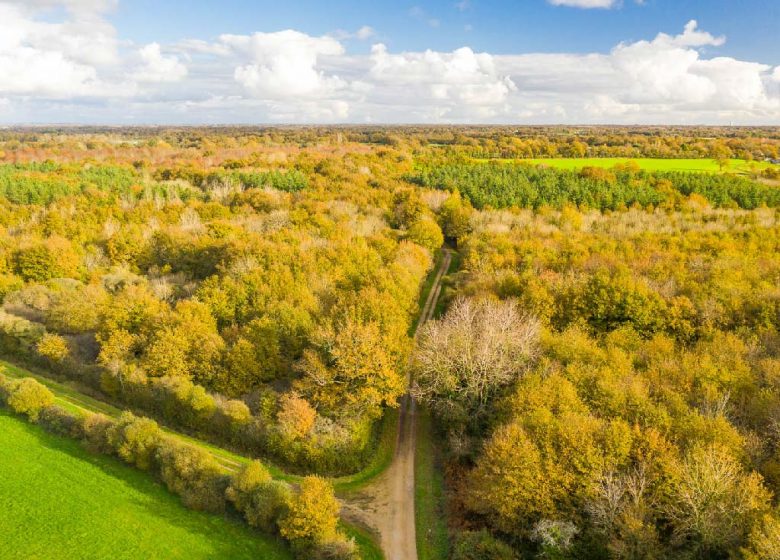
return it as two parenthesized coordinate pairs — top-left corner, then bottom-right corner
(412, 297), (539, 424)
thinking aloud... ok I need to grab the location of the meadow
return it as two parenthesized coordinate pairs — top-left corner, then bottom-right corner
(480, 157), (774, 174)
(0, 409), (292, 560)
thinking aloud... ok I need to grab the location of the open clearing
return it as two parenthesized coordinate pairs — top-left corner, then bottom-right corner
(480, 157), (775, 174)
(0, 410), (292, 560)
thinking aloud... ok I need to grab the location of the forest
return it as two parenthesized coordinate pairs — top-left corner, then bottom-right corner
(1, 126), (780, 560)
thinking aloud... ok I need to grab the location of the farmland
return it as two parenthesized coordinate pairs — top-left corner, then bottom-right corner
(510, 157), (775, 174)
(0, 410), (291, 560)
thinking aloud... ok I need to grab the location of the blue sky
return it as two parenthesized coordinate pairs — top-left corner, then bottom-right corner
(114, 0), (779, 62)
(1, 0), (779, 124)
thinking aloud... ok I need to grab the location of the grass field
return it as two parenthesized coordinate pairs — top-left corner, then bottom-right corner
(0, 409), (292, 560)
(415, 410), (449, 560)
(0, 360), (253, 475)
(0, 360), (386, 559)
(478, 157), (775, 174)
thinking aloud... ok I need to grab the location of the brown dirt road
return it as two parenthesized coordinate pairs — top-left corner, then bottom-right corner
(343, 249), (452, 560)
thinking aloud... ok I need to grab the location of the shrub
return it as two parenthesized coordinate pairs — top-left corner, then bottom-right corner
(452, 530), (517, 560)
(157, 440), (228, 513)
(82, 413), (115, 454)
(7, 378), (55, 421)
(38, 405), (84, 438)
(226, 460), (273, 511)
(0, 371), (13, 401)
(313, 538), (359, 560)
(244, 480), (293, 533)
(226, 460), (293, 533)
(107, 411), (162, 470)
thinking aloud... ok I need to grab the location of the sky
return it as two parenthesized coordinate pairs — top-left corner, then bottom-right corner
(1, 0), (779, 125)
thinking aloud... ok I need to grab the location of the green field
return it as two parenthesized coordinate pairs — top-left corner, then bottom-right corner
(415, 411), (449, 560)
(0, 409), (292, 560)
(483, 157), (774, 174)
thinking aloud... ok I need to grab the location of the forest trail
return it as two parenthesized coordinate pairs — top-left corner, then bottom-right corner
(343, 249), (452, 560)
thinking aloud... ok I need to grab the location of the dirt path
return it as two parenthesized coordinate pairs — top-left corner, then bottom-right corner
(344, 249), (452, 560)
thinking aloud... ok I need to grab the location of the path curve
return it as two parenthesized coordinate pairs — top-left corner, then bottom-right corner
(344, 249), (452, 560)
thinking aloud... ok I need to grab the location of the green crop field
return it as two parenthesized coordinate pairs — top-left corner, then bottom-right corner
(478, 157), (775, 174)
(0, 409), (292, 560)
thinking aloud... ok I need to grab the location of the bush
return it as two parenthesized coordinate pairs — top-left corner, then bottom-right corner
(226, 461), (273, 511)
(245, 480), (293, 533)
(452, 530), (517, 560)
(7, 378), (55, 421)
(0, 371), (13, 401)
(313, 538), (359, 560)
(226, 461), (293, 533)
(107, 411), (162, 470)
(82, 413), (116, 454)
(38, 405), (84, 438)
(157, 440), (228, 513)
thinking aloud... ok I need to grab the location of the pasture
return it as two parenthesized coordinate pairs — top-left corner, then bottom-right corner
(487, 157), (775, 174)
(0, 410), (292, 560)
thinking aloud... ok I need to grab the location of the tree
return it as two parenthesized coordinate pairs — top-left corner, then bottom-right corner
(743, 514), (780, 560)
(7, 378), (54, 421)
(279, 476), (340, 553)
(12, 237), (79, 282)
(465, 421), (556, 532)
(663, 445), (770, 554)
(407, 216), (444, 253)
(36, 333), (70, 363)
(412, 297), (540, 425)
(296, 317), (405, 420)
(277, 393), (317, 440)
(710, 142), (733, 172)
(439, 190), (473, 242)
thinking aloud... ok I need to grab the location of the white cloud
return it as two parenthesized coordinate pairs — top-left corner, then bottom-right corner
(0, 9), (778, 125)
(548, 0), (619, 8)
(651, 19), (725, 48)
(356, 26), (375, 40)
(0, 4), (107, 97)
(370, 44), (516, 108)
(133, 43), (188, 83)
(221, 30), (347, 98)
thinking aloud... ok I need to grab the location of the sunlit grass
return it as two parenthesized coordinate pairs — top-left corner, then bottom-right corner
(0, 409), (292, 560)
(478, 157), (774, 174)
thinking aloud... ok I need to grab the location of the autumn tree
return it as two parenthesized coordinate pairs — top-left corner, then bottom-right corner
(412, 297), (540, 425)
(663, 445), (770, 554)
(710, 141), (733, 172)
(279, 476), (341, 553)
(36, 333), (70, 363)
(296, 317), (405, 420)
(7, 378), (54, 421)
